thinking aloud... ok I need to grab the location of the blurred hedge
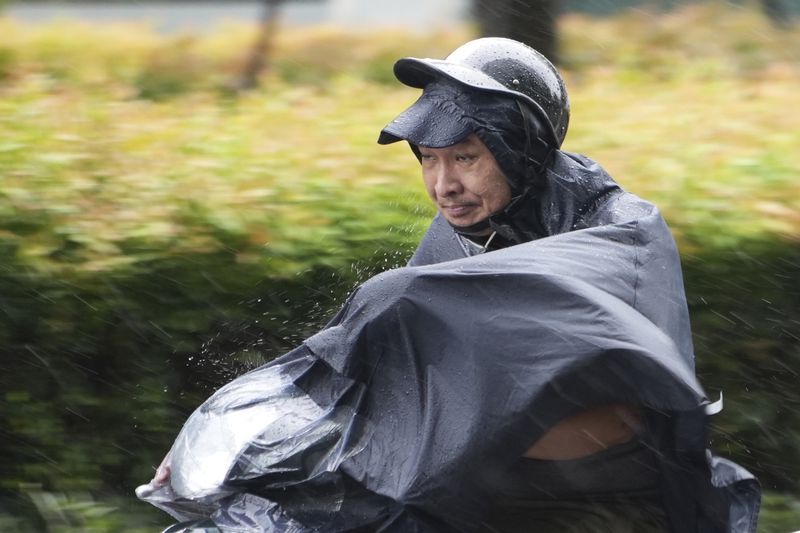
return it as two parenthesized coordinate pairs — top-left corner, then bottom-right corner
(0, 74), (433, 533)
(0, 3), (798, 530)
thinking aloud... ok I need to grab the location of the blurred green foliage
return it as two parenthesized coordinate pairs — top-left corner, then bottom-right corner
(0, 3), (798, 530)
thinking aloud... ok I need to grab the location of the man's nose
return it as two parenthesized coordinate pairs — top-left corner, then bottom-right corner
(433, 162), (463, 197)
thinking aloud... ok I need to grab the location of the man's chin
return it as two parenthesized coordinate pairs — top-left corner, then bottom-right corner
(446, 216), (493, 236)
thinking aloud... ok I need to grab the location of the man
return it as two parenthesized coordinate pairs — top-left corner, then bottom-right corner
(373, 38), (759, 532)
(377, 41), (647, 465)
(140, 38), (760, 533)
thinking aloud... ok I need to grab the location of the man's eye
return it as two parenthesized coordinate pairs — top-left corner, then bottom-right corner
(456, 154), (476, 162)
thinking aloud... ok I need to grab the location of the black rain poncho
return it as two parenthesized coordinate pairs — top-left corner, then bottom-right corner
(138, 152), (760, 532)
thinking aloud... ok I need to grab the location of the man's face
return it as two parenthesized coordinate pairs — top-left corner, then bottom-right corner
(418, 134), (512, 231)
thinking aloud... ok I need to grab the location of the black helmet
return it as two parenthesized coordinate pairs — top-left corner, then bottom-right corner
(389, 37), (569, 148)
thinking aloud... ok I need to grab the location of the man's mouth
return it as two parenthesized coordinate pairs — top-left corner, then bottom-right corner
(441, 204), (477, 218)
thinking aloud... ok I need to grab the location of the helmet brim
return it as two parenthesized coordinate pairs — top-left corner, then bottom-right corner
(391, 57), (561, 148)
(377, 85), (473, 147)
(394, 58), (512, 93)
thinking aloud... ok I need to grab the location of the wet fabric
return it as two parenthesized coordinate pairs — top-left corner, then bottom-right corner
(484, 440), (668, 532)
(485, 496), (668, 533)
(503, 440), (661, 499)
(138, 154), (760, 532)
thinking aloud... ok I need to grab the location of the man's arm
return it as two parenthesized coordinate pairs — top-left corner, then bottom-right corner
(524, 404), (643, 460)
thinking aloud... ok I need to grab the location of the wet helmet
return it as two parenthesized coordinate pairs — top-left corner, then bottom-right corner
(390, 37), (570, 148)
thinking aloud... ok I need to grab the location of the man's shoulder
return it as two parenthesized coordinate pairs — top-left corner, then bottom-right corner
(407, 214), (466, 267)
